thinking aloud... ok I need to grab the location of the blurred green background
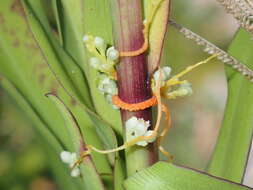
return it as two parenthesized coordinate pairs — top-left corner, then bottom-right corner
(1, 0), (250, 189)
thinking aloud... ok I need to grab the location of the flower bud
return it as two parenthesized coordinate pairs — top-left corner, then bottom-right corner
(106, 46), (119, 61)
(60, 151), (72, 164)
(71, 168), (80, 177)
(94, 37), (106, 52)
(89, 57), (101, 69)
(153, 66), (172, 87)
(98, 76), (118, 95)
(82, 35), (90, 43)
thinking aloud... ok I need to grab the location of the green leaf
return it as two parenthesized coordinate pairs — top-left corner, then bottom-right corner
(0, 0), (72, 149)
(46, 93), (106, 190)
(0, 77), (63, 152)
(208, 29), (253, 182)
(125, 162), (252, 190)
(70, 0), (122, 134)
(46, 93), (84, 152)
(0, 78), (83, 190)
(114, 156), (126, 190)
(48, 147), (84, 190)
(21, 1), (121, 157)
(51, 0), (63, 45)
(22, 0), (93, 109)
(0, 0), (114, 174)
(22, 0), (118, 166)
(59, 0), (84, 63)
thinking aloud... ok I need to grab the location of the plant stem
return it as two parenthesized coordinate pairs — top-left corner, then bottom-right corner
(109, 0), (158, 176)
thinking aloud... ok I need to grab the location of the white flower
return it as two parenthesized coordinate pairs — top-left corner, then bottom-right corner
(60, 151), (72, 164)
(60, 151), (78, 165)
(106, 46), (119, 61)
(136, 130), (156, 146)
(94, 37), (105, 48)
(125, 117), (155, 147)
(176, 82), (193, 97)
(89, 57), (101, 69)
(166, 82), (193, 99)
(126, 117), (149, 139)
(71, 167), (81, 177)
(82, 35), (90, 43)
(100, 63), (113, 72)
(94, 37), (106, 52)
(153, 66), (172, 87)
(69, 153), (78, 166)
(144, 130), (156, 143)
(60, 151), (80, 178)
(163, 67), (172, 79)
(98, 76), (118, 95)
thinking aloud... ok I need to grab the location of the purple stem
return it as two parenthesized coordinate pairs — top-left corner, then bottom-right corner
(110, 0), (158, 175)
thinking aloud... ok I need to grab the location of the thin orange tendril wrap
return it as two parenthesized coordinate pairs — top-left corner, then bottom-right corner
(112, 95), (157, 111)
(119, 37), (148, 57)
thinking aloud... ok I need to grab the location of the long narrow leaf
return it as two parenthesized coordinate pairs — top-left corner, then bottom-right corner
(22, 0), (118, 167)
(0, 0), (72, 148)
(0, 77), (63, 152)
(47, 94), (106, 190)
(208, 29), (253, 182)
(22, 0), (93, 109)
(0, 0), (114, 174)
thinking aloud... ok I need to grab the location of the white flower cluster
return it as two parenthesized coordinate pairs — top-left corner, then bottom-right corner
(153, 66), (193, 99)
(83, 35), (121, 108)
(125, 117), (156, 146)
(83, 35), (119, 76)
(60, 151), (80, 177)
(153, 66), (171, 87)
(166, 82), (193, 99)
(97, 75), (119, 109)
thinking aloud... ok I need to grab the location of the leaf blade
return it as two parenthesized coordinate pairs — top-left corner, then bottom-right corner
(208, 29), (253, 182)
(46, 93), (106, 190)
(125, 162), (252, 190)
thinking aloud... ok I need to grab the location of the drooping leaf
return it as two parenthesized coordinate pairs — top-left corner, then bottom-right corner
(0, 75), (82, 190)
(46, 94), (106, 190)
(0, 77), (63, 152)
(22, 0), (93, 109)
(208, 29), (253, 182)
(0, 0), (72, 149)
(125, 162), (252, 190)
(22, 0), (119, 166)
(0, 0), (114, 175)
(46, 93), (85, 152)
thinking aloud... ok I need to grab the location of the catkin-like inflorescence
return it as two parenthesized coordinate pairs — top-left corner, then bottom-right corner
(169, 19), (253, 82)
(216, 0), (253, 34)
